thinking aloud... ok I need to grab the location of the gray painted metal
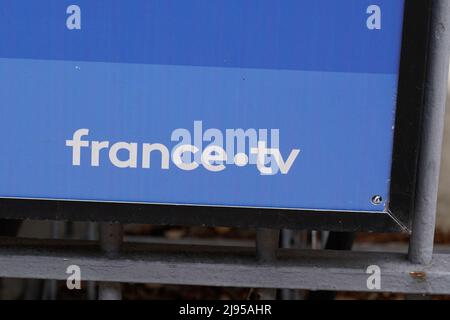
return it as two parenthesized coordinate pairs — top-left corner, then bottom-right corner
(256, 229), (280, 263)
(409, 0), (450, 264)
(86, 222), (98, 300)
(254, 228), (280, 299)
(98, 283), (122, 300)
(98, 223), (123, 300)
(1, 237), (450, 294)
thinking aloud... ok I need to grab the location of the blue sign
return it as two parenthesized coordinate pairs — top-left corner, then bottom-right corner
(0, 0), (405, 212)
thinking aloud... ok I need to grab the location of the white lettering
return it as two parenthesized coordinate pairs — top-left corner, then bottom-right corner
(66, 5), (82, 30)
(65, 124), (301, 174)
(109, 142), (138, 169)
(66, 128), (90, 166)
(367, 5), (381, 30)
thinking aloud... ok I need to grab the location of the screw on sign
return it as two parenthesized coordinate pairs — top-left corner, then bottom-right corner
(372, 195), (383, 206)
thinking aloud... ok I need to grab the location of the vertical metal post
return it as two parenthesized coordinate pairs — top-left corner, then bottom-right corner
(311, 231), (319, 250)
(280, 230), (306, 300)
(409, 0), (450, 265)
(280, 229), (293, 300)
(47, 221), (63, 300)
(98, 222), (123, 300)
(86, 222), (98, 300)
(254, 228), (280, 300)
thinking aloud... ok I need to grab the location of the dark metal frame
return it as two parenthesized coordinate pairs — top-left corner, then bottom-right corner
(0, 1), (434, 233)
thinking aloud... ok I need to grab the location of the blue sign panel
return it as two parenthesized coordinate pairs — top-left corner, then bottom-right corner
(0, 1), (405, 212)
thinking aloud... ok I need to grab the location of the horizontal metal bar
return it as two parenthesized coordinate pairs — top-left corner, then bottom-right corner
(124, 235), (255, 247)
(127, 236), (450, 255)
(354, 243), (450, 254)
(0, 237), (449, 295)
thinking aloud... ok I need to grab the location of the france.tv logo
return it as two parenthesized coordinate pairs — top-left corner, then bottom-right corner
(66, 121), (300, 175)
